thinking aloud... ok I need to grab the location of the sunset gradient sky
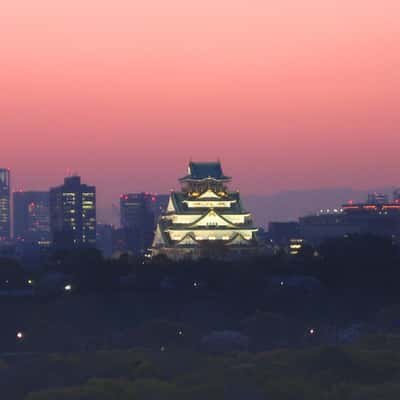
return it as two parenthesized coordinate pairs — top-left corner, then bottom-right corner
(1, 1), (400, 209)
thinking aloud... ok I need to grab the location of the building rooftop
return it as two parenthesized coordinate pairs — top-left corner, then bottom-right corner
(180, 161), (231, 181)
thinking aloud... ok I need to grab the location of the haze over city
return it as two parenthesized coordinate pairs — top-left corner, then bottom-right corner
(2, 0), (400, 210)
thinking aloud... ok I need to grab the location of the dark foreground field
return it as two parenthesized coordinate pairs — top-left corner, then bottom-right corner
(3, 335), (400, 400)
(1, 288), (400, 400)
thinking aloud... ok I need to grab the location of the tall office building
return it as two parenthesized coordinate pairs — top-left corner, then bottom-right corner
(0, 168), (10, 241)
(13, 191), (50, 245)
(50, 176), (96, 248)
(120, 193), (155, 253)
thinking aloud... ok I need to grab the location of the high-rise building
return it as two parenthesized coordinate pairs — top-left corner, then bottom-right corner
(50, 176), (96, 248)
(120, 193), (152, 228)
(152, 161), (259, 260)
(13, 191), (50, 245)
(0, 168), (10, 241)
(367, 192), (389, 205)
(393, 189), (400, 203)
(120, 193), (155, 253)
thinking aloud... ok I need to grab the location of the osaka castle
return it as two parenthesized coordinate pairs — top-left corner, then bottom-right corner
(151, 161), (260, 260)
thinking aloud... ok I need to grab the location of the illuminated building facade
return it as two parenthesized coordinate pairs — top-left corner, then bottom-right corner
(50, 176), (96, 248)
(13, 191), (50, 245)
(289, 238), (304, 255)
(152, 161), (259, 260)
(0, 168), (10, 241)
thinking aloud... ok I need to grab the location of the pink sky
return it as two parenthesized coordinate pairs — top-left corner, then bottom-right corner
(1, 0), (400, 209)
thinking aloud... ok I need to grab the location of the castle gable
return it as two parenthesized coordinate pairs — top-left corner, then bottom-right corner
(189, 210), (236, 228)
(198, 189), (222, 199)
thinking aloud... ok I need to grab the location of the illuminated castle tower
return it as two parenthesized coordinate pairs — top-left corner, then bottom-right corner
(152, 161), (259, 260)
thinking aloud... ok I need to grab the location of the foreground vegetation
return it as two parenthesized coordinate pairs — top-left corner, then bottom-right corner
(3, 234), (400, 298)
(1, 335), (400, 399)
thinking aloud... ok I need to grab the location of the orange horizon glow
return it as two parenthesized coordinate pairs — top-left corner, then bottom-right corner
(1, 0), (400, 209)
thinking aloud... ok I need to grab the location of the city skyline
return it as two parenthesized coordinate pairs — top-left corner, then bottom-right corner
(2, 0), (400, 207)
(4, 166), (400, 216)
(4, 167), (400, 228)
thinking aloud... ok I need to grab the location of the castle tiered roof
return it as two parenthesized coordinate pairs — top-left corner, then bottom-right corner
(179, 161), (231, 182)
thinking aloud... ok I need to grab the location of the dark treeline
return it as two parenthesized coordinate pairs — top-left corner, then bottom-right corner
(2, 234), (400, 299)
